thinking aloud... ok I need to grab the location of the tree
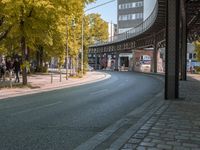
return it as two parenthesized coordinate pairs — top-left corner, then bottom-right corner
(81, 13), (108, 73)
(194, 41), (200, 61)
(0, 0), (95, 84)
(88, 13), (108, 43)
(0, 0), (110, 84)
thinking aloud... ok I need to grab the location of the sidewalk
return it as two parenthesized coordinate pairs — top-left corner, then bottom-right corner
(0, 71), (110, 100)
(75, 73), (200, 150)
(119, 74), (200, 150)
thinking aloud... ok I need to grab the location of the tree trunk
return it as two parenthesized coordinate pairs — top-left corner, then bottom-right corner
(20, 7), (27, 85)
(21, 36), (27, 85)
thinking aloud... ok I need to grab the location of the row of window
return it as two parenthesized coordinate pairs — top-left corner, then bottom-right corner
(119, 2), (143, 10)
(119, 13), (143, 21)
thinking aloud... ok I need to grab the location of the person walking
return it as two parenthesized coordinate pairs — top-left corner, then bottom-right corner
(13, 58), (20, 83)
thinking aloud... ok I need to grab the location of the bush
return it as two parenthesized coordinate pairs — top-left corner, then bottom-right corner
(195, 66), (200, 73)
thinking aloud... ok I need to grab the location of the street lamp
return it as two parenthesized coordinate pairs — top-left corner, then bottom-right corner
(66, 18), (76, 80)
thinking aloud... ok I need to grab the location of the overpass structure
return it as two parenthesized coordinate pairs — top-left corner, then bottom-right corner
(88, 0), (200, 99)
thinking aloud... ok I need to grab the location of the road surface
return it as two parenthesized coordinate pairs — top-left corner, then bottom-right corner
(0, 71), (163, 150)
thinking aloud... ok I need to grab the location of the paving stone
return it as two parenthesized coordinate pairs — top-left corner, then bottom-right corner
(121, 75), (200, 150)
(143, 138), (152, 142)
(151, 139), (165, 144)
(157, 144), (172, 150)
(182, 143), (199, 148)
(190, 137), (200, 142)
(134, 134), (146, 139)
(136, 146), (147, 150)
(140, 142), (156, 147)
(149, 132), (160, 137)
(123, 143), (137, 149)
(137, 130), (148, 134)
(175, 135), (190, 140)
(128, 138), (141, 144)
(173, 146), (191, 150)
(166, 141), (181, 146)
(146, 148), (160, 150)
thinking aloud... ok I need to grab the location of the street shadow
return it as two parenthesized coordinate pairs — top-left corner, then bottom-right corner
(179, 74), (200, 103)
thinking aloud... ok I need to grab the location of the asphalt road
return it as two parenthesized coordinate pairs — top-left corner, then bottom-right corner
(0, 71), (163, 150)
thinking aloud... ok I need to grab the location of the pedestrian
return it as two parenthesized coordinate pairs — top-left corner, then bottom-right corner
(13, 58), (20, 83)
(0, 63), (5, 81)
(6, 58), (12, 72)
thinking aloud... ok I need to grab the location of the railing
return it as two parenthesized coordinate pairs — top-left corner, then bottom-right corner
(92, 0), (158, 47)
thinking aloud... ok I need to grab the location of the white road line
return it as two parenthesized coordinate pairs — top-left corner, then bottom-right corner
(90, 89), (108, 95)
(118, 83), (125, 87)
(11, 101), (62, 116)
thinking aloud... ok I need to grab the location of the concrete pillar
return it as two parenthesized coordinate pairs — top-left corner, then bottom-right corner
(165, 0), (181, 99)
(180, 12), (187, 80)
(100, 53), (103, 70)
(95, 53), (98, 70)
(115, 52), (119, 71)
(153, 43), (158, 73)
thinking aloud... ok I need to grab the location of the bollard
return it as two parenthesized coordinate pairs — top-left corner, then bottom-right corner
(60, 70), (62, 82)
(51, 73), (53, 84)
(9, 71), (12, 88)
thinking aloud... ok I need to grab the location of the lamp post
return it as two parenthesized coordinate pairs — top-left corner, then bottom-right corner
(81, 16), (84, 77)
(66, 17), (69, 80)
(66, 18), (76, 80)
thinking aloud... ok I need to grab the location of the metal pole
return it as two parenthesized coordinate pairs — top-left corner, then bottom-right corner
(81, 15), (84, 77)
(60, 69), (62, 82)
(9, 71), (12, 88)
(66, 17), (69, 80)
(51, 73), (53, 84)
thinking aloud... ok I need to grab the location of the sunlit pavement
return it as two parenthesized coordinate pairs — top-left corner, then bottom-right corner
(119, 74), (200, 150)
(0, 71), (110, 100)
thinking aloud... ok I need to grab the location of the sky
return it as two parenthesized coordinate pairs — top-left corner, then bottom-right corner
(85, 0), (117, 24)
(86, 0), (157, 24)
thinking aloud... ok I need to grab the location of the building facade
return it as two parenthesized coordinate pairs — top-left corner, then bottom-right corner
(108, 23), (118, 42)
(117, 0), (144, 34)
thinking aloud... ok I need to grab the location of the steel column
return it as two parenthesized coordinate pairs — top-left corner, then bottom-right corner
(153, 38), (158, 73)
(95, 52), (98, 70)
(165, 0), (181, 99)
(180, 3), (187, 81)
(115, 52), (119, 71)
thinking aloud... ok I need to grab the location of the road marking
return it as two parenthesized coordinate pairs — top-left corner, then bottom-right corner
(11, 101), (62, 116)
(118, 83), (125, 87)
(90, 89), (108, 96)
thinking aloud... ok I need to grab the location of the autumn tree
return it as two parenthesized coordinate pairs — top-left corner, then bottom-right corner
(194, 41), (200, 61)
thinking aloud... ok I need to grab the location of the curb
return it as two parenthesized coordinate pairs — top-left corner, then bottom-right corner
(0, 72), (111, 100)
(75, 85), (165, 150)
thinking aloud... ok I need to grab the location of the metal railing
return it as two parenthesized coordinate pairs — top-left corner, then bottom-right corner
(91, 0), (158, 47)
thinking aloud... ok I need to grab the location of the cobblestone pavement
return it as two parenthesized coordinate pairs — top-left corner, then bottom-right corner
(121, 74), (200, 150)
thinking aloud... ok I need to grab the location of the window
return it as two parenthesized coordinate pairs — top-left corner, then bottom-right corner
(132, 14), (136, 20)
(136, 2), (143, 7)
(121, 4), (124, 9)
(119, 4), (121, 9)
(119, 15), (122, 21)
(135, 13), (143, 19)
(127, 14), (132, 20)
(124, 4), (127, 9)
(189, 53), (193, 59)
(132, 3), (136, 8)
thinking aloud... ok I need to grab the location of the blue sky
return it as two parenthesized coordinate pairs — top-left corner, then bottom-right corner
(85, 0), (157, 24)
(85, 0), (117, 24)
